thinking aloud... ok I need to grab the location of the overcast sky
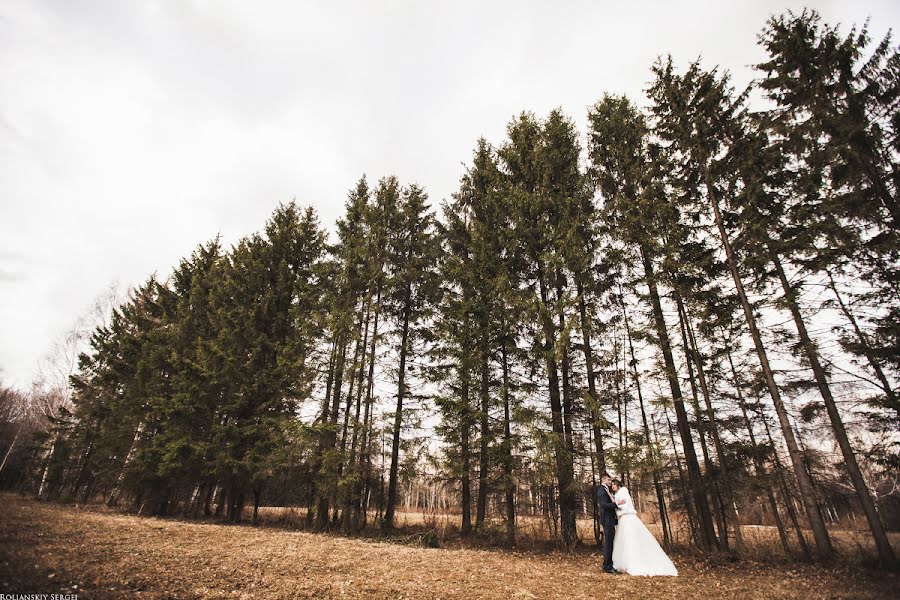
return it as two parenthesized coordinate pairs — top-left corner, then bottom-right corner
(1, 0), (898, 388)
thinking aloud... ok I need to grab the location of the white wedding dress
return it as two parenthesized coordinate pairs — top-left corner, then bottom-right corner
(611, 486), (678, 576)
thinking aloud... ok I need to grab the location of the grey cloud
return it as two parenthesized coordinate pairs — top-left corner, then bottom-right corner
(0, 268), (28, 282)
(1, 0), (898, 387)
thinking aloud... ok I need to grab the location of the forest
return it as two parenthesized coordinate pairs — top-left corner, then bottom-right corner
(1, 9), (898, 569)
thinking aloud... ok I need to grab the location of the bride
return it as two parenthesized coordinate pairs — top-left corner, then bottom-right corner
(610, 479), (678, 576)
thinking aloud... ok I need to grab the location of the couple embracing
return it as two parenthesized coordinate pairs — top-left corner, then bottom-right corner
(598, 471), (678, 577)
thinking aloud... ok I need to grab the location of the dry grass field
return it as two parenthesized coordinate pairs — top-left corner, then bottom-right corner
(254, 504), (900, 560)
(1, 493), (897, 599)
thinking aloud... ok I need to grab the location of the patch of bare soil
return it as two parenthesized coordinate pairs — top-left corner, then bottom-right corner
(0, 493), (895, 599)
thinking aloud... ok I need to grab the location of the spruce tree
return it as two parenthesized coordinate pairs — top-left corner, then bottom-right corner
(500, 112), (581, 549)
(383, 183), (439, 530)
(587, 94), (720, 550)
(647, 56), (833, 557)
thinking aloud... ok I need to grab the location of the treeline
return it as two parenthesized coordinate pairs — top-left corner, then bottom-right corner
(2, 9), (897, 565)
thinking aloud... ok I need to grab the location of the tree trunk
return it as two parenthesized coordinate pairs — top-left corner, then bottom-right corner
(202, 481), (215, 517)
(337, 318), (365, 485)
(622, 295), (671, 547)
(356, 285), (382, 531)
(70, 439), (94, 501)
(536, 259), (577, 549)
(588, 423), (601, 548)
(758, 406), (811, 559)
(706, 179), (831, 558)
(726, 346), (790, 555)
(640, 244), (718, 550)
(578, 280), (606, 473)
(663, 407), (698, 546)
(556, 274), (577, 546)
(309, 338), (338, 527)
(0, 423), (21, 475)
(37, 437), (57, 500)
(252, 487), (262, 525)
(771, 252), (895, 565)
(384, 283), (412, 530)
(317, 332), (348, 530)
(500, 337), (516, 545)
(461, 361), (473, 536)
(682, 301), (744, 549)
(476, 326), (490, 529)
(106, 420), (147, 507)
(674, 293), (728, 549)
(826, 270), (899, 417)
(343, 297), (372, 532)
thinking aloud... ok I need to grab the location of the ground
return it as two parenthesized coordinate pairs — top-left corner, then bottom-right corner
(1, 494), (896, 599)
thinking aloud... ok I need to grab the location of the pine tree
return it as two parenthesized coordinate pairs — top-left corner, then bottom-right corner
(344, 176), (399, 531)
(207, 202), (326, 522)
(588, 94), (720, 550)
(140, 239), (222, 515)
(647, 56), (834, 558)
(432, 190), (477, 535)
(756, 9), (900, 422)
(383, 183), (439, 530)
(732, 75), (898, 565)
(313, 180), (373, 530)
(500, 111), (582, 549)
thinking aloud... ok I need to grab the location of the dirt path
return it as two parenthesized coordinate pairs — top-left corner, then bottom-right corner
(0, 494), (895, 599)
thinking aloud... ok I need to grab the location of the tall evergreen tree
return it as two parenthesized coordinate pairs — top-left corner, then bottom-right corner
(647, 56), (834, 557)
(383, 183), (439, 530)
(500, 111), (582, 549)
(588, 94), (720, 550)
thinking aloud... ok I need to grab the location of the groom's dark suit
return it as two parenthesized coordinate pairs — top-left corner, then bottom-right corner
(598, 484), (618, 572)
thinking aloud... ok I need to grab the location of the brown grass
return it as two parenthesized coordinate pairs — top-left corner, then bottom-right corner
(255, 504), (900, 561)
(1, 493), (897, 599)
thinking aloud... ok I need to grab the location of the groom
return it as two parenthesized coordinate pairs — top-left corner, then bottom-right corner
(598, 471), (619, 574)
